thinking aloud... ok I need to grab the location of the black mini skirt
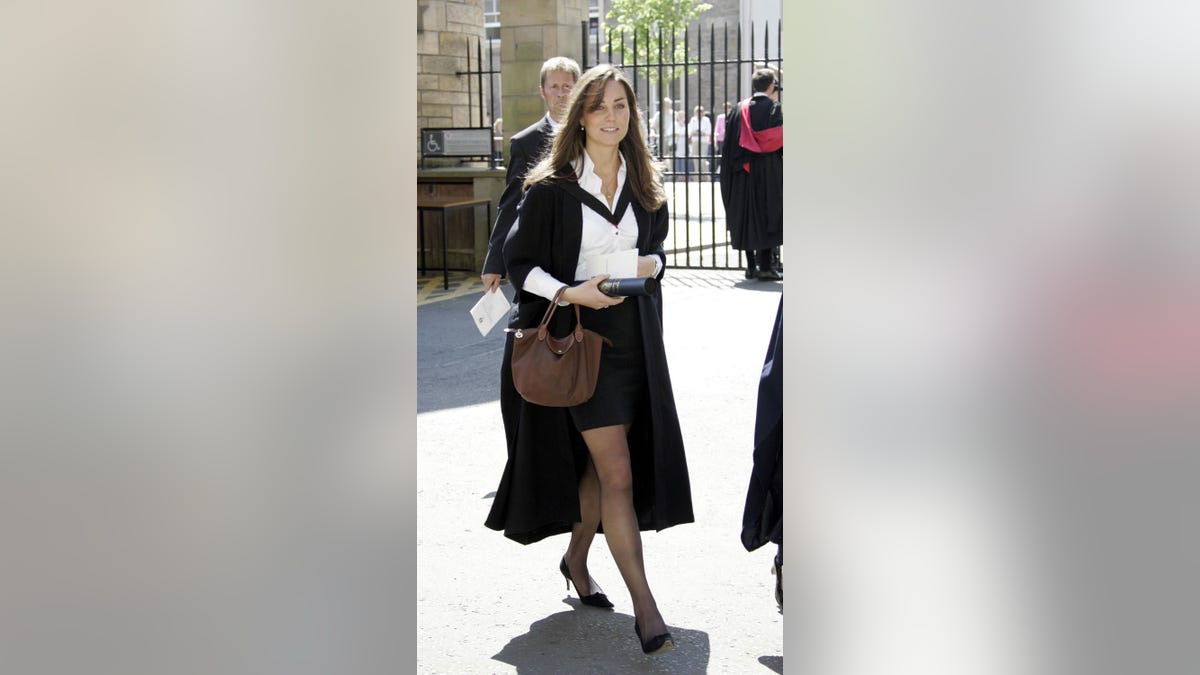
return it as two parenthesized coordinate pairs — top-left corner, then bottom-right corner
(568, 298), (646, 432)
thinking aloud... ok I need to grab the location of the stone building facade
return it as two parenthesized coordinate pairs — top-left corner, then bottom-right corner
(417, 0), (486, 131)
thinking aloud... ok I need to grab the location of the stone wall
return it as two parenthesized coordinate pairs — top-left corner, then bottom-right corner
(417, 0), (488, 165)
(498, 0), (586, 147)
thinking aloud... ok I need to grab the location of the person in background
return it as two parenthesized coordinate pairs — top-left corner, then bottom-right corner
(742, 296), (783, 609)
(480, 56), (581, 293)
(687, 105), (712, 177)
(714, 101), (732, 171)
(720, 68), (784, 281)
(648, 97), (674, 157)
(672, 109), (689, 178)
(485, 64), (693, 656)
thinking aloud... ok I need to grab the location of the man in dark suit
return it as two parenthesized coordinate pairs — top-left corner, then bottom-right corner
(480, 56), (581, 292)
(720, 67), (784, 281)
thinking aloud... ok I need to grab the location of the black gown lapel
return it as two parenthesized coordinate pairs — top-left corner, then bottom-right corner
(560, 180), (633, 226)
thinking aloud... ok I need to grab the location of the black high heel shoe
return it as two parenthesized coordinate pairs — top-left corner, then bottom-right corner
(559, 556), (614, 609)
(634, 620), (674, 655)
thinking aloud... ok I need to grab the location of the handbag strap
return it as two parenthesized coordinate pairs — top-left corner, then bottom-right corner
(537, 286), (566, 339)
(537, 286), (585, 342)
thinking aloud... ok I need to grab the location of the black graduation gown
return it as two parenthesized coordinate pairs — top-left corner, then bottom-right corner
(719, 95), (784, 252)
(484, 178), (695, 545)
(741, 296), (783, 551)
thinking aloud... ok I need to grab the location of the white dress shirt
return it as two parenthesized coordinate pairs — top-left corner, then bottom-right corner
(523, 148), (662, 302)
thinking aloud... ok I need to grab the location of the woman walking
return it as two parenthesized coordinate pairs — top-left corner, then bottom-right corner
(484, 64), (693, 655)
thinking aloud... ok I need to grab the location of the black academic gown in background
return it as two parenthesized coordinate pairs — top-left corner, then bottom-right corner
(480, 115), (554, 277)
(484, 179), (695, 545)
(719, 95), (784, 252)
(741, 296), (783, 551)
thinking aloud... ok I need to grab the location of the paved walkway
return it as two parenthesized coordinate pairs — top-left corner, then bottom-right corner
(417, 269), (783, 673)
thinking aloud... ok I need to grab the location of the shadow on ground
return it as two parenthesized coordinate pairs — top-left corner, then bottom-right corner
(758, 654), (783, 672)
(493, 606), (711, 674)
(733, 278), (785, 292)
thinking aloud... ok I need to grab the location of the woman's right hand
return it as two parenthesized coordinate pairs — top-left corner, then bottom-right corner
(560, 275), (625, 310)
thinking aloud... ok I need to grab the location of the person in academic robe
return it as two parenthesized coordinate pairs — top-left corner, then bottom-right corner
(741, 296), (783, 608)
(720, 67), (784, 281)
(484, 64), (693, 656)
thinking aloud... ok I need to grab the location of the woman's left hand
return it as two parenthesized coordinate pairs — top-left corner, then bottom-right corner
(637, 255), (658, 278)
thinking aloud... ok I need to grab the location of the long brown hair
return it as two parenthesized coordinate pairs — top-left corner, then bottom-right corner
(523, 64), (665, 212)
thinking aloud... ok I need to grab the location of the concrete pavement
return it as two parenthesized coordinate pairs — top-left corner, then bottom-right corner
(417, 269), (783, 674)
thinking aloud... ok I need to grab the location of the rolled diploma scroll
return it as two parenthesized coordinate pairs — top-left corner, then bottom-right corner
(571, 277), (660, 297)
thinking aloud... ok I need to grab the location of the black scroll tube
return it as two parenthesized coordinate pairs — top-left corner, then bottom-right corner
(569, 277), (660, 297)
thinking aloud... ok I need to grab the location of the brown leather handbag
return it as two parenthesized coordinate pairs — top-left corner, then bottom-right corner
(508, 287), (611, 407)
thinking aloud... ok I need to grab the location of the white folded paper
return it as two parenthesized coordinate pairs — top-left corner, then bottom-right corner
(585, 248), (638, 279)
(469, 288), (512, 337)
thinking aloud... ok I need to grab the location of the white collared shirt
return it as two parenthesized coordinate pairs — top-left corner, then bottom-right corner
(523, 148), (661, 301)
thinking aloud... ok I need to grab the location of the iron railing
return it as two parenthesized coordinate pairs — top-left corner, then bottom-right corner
(456, 35), (502, 168)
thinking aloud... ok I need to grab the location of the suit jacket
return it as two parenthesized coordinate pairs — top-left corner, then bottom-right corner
(483, 178), (695, 544)
(480, 115), (555, 276)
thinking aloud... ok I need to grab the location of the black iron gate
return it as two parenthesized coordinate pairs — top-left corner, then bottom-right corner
(582, 20), (783, 270)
